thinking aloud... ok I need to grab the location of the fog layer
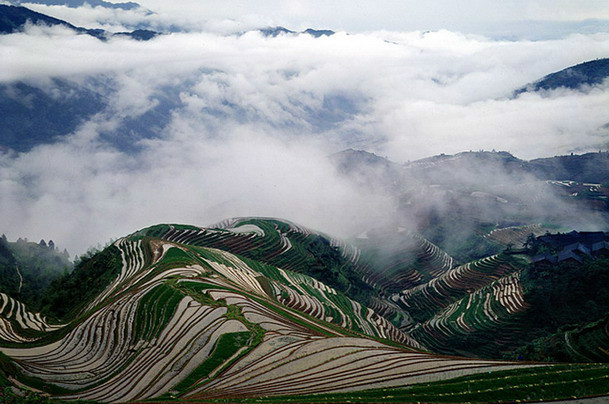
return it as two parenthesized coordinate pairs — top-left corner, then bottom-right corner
(1, 24), (608, 254)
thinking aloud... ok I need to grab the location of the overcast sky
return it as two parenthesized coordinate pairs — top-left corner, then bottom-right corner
(14, 0), (609, 38)
(132, 0), (609, 37)
(1, 2), (608, 254)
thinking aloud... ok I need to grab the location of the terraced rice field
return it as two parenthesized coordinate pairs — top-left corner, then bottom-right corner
(196, 364), (609, 403)
(410, 272), (530, 355)
(0, 293), (63, 342)
(144, 219), (457, 329)
(485, 224), (550, 247)
(0, 220), (606, 403)
(141, 220), (411, 325)
(391, 252), (535, 355)
(396, 254), (526, 319)
(355, 230), (455, 295)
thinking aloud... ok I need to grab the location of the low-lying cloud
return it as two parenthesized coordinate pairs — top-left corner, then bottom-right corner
(1, 23), (608, 254)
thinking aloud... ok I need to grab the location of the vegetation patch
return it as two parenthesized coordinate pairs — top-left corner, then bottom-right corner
(170, 331), (253, 395)
(203, 364), (609, 403)
(133, 283), (183, 342)
(517, 257), (609, 361)
(39, 245), (122, 321)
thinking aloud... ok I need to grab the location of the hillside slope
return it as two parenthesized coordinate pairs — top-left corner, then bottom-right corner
(142, 218), (459, 329)
(333, 149), (609, 261)
(0, 236), (71, 312)
(0, 227), (532, 402)
(515, 58), (609, 94)
(2, 221), (607, 403)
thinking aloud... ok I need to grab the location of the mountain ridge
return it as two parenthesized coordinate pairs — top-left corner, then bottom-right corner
(7, 0), (142, 10)
(515, 58), (609, 95)
(333, 148), (609, 184)
(0, 4), (158, 40)
(257, 26), (336, 38)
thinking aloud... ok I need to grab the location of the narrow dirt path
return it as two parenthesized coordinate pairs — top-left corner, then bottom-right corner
(15, 265), (23, 294)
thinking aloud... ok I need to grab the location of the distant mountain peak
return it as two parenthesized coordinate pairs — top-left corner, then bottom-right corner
(0, 4), (159, 40)
(330, 148), (396, 168)
(515, 58), (609, 95)
(7, 0), (142, 11)
(404, 150), (520, 168)
(258, 26), (294, 37)
(258, 26), (335, 38)
(0, 4), (77, 34)
(302, 28), (335, 37)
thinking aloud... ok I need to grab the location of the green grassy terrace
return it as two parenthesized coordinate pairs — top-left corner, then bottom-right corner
(187, 363), (609, 404)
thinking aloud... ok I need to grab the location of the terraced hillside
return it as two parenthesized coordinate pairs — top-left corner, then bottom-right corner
(142, 218), (457, 329)
(513, 316), (609, 363)
(0, 220), (608, 403)
(139, 220), (609, 361)
(142, 219), (368, 295)
(141, 219), (395, 325)
(394, 253), (534, 357)
(394, 243), (609, 361)
(354, 227), (455, 295)
(484, 224), (552, 247)
(0, 292), (64, 342)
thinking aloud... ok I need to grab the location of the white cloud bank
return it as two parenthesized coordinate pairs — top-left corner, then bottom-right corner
(132, 0), (609, 35)
(1, 25), (608, 254)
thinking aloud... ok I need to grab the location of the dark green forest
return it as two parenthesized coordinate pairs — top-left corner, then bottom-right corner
(0, 235), (71, 311)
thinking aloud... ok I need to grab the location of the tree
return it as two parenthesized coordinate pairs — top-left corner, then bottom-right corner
(48, 240), (55, 250)
(39, 239), (47, 248)
(523, 233), (537, 251)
